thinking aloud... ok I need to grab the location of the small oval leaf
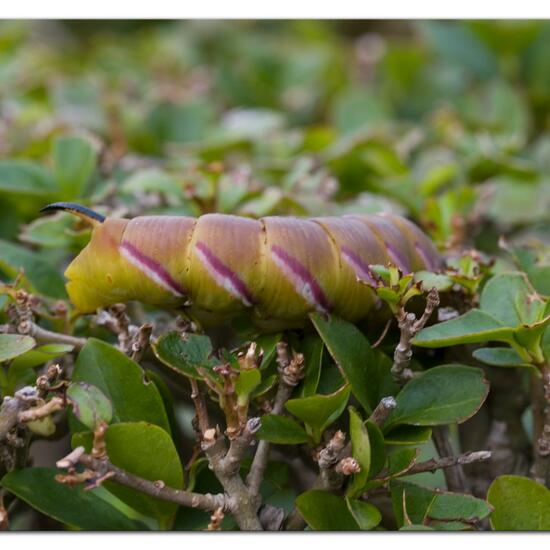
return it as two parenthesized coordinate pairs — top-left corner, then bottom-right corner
(385, 365), (489, 429)
(67, 382), (113, 430)
(488, 475), (550, 531)
(285, 384), (351, 443)
(257, 414), (309, 444)
(0, 334), (36, 363)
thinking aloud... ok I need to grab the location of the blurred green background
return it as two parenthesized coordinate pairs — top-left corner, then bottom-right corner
(0, 19), (549, 300)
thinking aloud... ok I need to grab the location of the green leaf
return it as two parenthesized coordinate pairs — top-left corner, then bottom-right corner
(6, 343), (73, 396)
(385, 365), (489, 429)
(257, 414), (309, 444)
(122, 169), (184, 198)
(256, 332), (282, 370)
(345, 498), (382, 530)
(53, 136), (97, 199)
(420, 21), (498, 78)
(414, 271), (454, 292)
(347, 407), (370, 497)
(392, 480), (491, 528)
(366, 420), (386, 478)
(310, 312), (380, 413)
(152, 331), (213, 379)
(72, 339), (170, 433)
(21, 213), (89, 249)
(300, 334), (324, 397)
(384, 425), (433, 445)
(1, 467), (144, 530)
(0, 239), (67, 298)
(0, 334), (36, 363)
(145, 369), (179, 438)
(387, 448), (419, 478)
(488, 475), (550, 530)
(427, 492), (492, 522)
(480, 272), (545, 327)
(413, 309), (515, 348)
(235, 368), (261, 404)
(103, 422), (184, 524)
(544, 327), (550, 364)
(250, 373), (277, 399)
(390, 480), (436, 527)
(331, 87), (390, 134)
(473, 347), (534, 368)
(295, 490), (359, 531)
(66, 382), (113, 430)
(26, 416), (56, 437)
(0, 160), (57, 196)
(285, 384), (351, 443)
(9, 343), (73, 370)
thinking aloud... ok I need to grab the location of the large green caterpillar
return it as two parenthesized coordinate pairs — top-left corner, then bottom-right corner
(41, 202), (442, 329)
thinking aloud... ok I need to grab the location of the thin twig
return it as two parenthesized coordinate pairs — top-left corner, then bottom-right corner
(317, 430), (346, 470)
(368, 396), (397, 427)
(393, 450), (491, 477)
(0, 387), (39, 441)
(17, 320), (87, 350)
(246, 343), (304, 497)
(130, 323), (153, 362)
(18, 397), (64, 423)
(223, 418), (261, 476)
(96, 304), (131, 352)
(60, 450), (226, 513)
(432, 425), (468, 492)
(392, 287), (439, 385)
(372, 319), (392, 349)
(531, 365), (550, 486)
(189, 379), (210, 437)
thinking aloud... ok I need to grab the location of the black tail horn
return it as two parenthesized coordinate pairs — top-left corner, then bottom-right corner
(40, 202), (105, 225)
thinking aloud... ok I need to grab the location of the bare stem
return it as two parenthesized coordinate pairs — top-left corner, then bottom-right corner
(392, 287), (439, 385)
(17, 320), (87, 350)
(18, 397), (64, 423)
(0, 387), (39, 441)
(531, 365), (550, 486)
(130, 323), (153, 362)
(189, 379), (210, 437)
(368, 396), (397, 427)
(394, 450), (491, 477)
(432, 425), (468, 492)
(223, 418), (261, 476)
(60, 450), (225, 513)
(246, 342), (304, 497)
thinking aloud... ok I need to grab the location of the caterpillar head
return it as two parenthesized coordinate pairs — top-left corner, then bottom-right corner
(41, 203), (135, 312)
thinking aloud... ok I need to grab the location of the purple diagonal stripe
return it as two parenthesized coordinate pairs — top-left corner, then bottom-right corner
(120, 240), (186, 297)
(415, 241), (439, 271)
(271, 244), (331, 312)
(384, 241), (411, 274)
(341, 245), (378, 287)
(195, 241), (255, 307)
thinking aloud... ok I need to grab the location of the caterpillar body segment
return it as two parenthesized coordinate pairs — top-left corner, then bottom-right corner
(44, 203), (443, 328)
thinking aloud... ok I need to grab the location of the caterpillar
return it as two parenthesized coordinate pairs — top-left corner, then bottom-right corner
(41, 202), (443, 329)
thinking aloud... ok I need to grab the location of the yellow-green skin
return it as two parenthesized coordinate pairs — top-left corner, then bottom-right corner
(65, 212), (442, 329)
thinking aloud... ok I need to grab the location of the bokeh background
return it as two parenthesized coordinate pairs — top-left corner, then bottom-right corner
(1, 20), (550, 262)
